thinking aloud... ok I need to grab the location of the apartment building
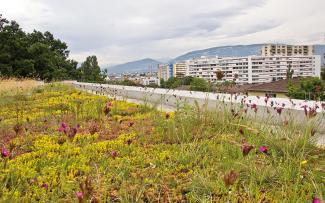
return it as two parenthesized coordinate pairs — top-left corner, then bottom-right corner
(261, 44), (314, 56)
(187, 55), (321, 84)
(187, 56), (220, 82)
(157, 64), (173, 81)
(141, 77), (160, 86)
(173, 62), (188, 78)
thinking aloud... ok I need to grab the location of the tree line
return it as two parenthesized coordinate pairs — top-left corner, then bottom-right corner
(0, 14), (105, 82)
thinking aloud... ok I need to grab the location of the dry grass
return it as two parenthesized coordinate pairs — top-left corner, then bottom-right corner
(0, 78), (41, 93)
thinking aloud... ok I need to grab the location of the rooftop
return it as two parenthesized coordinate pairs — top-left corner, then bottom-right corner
(247, 77), (302, 93)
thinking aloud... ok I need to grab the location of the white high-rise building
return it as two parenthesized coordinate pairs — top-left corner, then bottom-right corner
(261, 44), (314, 56)
(173, 61), (188, 78)
(157, 64), (172, 81)
(141, 77), (160, 86)
(187, 55), (321, 84)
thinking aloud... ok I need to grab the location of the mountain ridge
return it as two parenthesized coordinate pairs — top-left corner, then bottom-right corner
(107, 58), (161, 74)
(107, 44), (325, 73)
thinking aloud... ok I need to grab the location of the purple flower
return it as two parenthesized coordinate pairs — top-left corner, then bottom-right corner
(42, 182), (48, 190)
(69, 124), (80, 138)
(251, 104), (257, 112)
(259, 146), (268, 154)
(276, 107), (283, 115)
(308, 107), (317, 118)
(76, 191), (84, 201)
(239, 128), (244, 135)
(111, 150), (118, 159)
(1, 147), (10, 158)
(58, 122), (67, 132)
(242, 144), (254, 156)
(313, 197), (322, 203)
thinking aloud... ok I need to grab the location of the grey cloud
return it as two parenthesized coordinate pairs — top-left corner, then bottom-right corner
(33, 0), (267, 52)
(2, 0), (323, 64)
(224, 21), (282, 38)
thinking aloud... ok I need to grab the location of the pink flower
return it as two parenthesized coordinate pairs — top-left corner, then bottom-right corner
(259, 146), (268, 154)
(1, 147), (10, 158)
(58, 122), (67, 133)
(76, 191), (84, 201)
(313, 197), (322, 203)
(42, 182), (48, 189)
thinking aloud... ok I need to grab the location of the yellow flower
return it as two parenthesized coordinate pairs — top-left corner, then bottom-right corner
(300, 160), (307, 166)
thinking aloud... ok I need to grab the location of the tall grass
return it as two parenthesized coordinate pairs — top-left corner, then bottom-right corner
(0, 83), (324, 202)
(0, 78), (41, 94)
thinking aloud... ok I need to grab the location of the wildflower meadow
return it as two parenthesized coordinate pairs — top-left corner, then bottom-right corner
(0, 82), (324, 202)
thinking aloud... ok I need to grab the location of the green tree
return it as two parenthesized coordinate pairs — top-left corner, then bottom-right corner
(121, 79), (138, 86)
(321, 68), (325, 81)
(0, 14), (80, 81)
(286, 63), (294, 79)
(0, 14), (8, 30)
(164, 77), (178, 88)
(288, 77), (324, 100)
(190, 77), (210, 91)
(159, 79), (165, 88)
(182, 76), (193, 85)
(79, 56), (104, 82)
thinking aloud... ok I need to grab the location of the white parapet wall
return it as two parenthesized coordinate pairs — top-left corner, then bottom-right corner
(67, 81), (325, 134)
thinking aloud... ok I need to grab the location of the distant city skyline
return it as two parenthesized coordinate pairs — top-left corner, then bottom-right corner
(1, 0), (325, 65)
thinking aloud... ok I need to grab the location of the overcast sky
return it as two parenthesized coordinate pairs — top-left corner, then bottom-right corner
(1, 0), (325, 66)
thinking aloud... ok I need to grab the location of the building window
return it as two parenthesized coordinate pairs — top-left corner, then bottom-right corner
(266, 93), (277, 98)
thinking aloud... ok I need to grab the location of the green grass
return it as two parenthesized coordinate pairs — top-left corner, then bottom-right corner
(0, 84), (324, 202)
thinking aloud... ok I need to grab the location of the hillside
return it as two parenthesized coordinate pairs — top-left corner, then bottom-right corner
(172, 44), (325, 62)
(107, 58), (161, 74)
(107, 44), (325, 74)
(171, 44), (264, 62)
